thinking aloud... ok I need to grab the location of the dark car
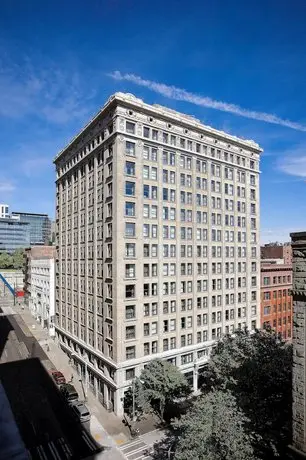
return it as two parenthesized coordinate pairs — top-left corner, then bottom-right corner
(51, 370), (66, 386)
(70, 401), (91, 423)
(60, 383), (79, 404)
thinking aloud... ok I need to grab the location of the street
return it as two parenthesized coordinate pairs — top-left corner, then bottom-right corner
(0, 294), (163, 459)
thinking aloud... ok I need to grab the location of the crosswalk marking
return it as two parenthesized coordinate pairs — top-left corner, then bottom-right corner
(119, 439), (153, 460)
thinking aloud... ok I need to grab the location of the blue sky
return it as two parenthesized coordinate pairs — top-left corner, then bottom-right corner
(1, 0), (306, 242)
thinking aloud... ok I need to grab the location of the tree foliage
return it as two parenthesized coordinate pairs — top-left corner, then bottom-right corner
(151, 329), (292, 460)
(124, 359), (191, 421)
(0, 249), (24, 270)
(204, 328), (292, 458)
(170, 390), (258, 460)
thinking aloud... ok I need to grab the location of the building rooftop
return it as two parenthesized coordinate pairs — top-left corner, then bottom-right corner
(12, 212), (49, 217)
(54, 92), (263, 162)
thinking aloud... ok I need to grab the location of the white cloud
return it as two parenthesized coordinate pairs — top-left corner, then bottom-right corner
(108, 71), (306, 132)
(276, 144), (306, 177)
(0, 181), (15, 192)
(0, 58), (94, 124)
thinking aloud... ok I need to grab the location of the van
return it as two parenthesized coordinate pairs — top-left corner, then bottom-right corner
(60, 383), (78, 404)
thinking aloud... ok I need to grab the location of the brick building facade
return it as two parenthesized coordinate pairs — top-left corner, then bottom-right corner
(260, 262), (292, 340)
(261, 243), (292, 265)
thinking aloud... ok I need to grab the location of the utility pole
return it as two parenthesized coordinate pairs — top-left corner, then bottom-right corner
(132, 378), (136, 422)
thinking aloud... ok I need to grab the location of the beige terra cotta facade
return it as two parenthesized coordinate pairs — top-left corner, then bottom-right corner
(54, 93), (262, 415)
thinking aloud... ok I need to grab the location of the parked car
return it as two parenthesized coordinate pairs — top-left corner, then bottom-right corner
(70, 401), (91, 423)
(60, 383), (78, 404)
(51, 370), (66, 386)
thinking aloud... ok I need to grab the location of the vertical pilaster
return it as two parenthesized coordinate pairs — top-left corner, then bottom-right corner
(291, 232), (306, 457)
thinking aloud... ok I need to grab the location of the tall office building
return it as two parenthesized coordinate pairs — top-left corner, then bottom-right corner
(0, 217), (30, 253)
(12, 212), (51, 246)
(54, 92), (262, 414)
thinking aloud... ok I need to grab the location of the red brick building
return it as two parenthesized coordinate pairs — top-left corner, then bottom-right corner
(261, 262), (292, 340)
(261, 243), (292, 265)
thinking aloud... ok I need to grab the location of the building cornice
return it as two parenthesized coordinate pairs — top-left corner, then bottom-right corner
(54, 92), (262, 163)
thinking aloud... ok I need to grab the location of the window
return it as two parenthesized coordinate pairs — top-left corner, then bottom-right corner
(125, 161), (135, 176)
(151, 205), (158, 218)
(125, 181), (135, 196)
(126, 368), (135, 380)
(144, 323), (150, 336)
(143, 185), (150, 198)
(151, 322), (158, 334)
(125, 223), (135, 237)
(125, 305), (135, 319)
(144, 343), (150, 355)
(126, 121), (135, 134)
(125, 202), (135, 217)
(151, 167), (157, 180)
(152, 341), (158, 354)
(143, 224), (150, 237)
(143, 126), (150, 138)
(126, 326), (135, 339)
(125, 285), (135, 298)
(152, 245), (158, 257)
(126, 141), (135, 156)
(264, 306), (271, 315)
(181, 353), (193, 365)
(126, 346), (135, 359)
(152, 130), (158, 141)
(143, 166), (149, 179)
(125, 264), (135, 278)
(125, 243), (135, 257)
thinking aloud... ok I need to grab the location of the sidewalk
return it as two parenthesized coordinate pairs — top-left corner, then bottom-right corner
(13, 304), (129, 457)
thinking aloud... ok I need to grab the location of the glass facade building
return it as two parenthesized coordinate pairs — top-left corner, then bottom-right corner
(0, 218), (30, 253)
(11, 213), (51, 246)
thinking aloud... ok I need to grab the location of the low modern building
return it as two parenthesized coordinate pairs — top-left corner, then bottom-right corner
(0, 204), (9, 219)
(260, 261), (292, 340)
(261, 242), (292, 265)
(0, 217), (30, 253)
(24, 246), (56, 336)
(12, 212), (51, 246)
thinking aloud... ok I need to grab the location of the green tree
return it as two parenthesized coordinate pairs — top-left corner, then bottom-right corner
(124, 359), (191, 421)
(0, 252), (13, 269)
(203, 328), (292, 458)
(12, 249), (24, 270)
(167, 390), (258, 460)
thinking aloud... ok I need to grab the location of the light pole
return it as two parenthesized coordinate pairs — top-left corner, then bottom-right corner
(132, 378), (136, 422)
